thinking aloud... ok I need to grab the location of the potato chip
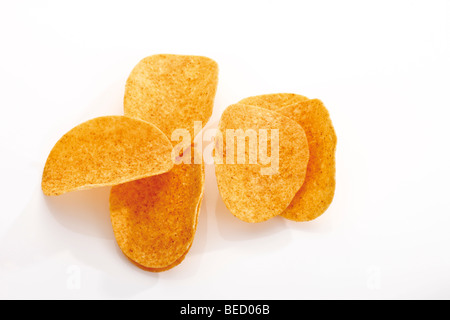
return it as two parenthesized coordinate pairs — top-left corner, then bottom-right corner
(124, 54), (218, 141)
(276, 99), (337, 221)
(109, 149), (204, 270)
(240, 95), (337, 221)
(128, 242), (193, 273)
(128, 193), (203, 273)
(214, 104), (309, 223)
(239, 93), (309, 111)
(42, 116), (173, 196)
(135, 160), (205, 273)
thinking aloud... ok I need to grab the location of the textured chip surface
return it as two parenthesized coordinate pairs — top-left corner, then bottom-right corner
(242, 94), (337, 221)
(42, 116), (173, 196)
(128, 193), (203, 273)
(124, 54), (218, 141)
(110, 150), (204, 270)
(214, 104), (309, 223)
(277, 99), (337, 221)
(239, 93), (309, 111)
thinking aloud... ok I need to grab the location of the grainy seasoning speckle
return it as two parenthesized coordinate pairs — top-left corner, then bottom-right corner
(110, 149), (204, 270)
(214, 104), (309, 223)
(41, 116), (173, 196)
(124, 54), (218, 142)
(277, 99), (337, 221)
(127, 194), (203, 273)
(242, 95), (337, 222)
(239, 93), (309, 111)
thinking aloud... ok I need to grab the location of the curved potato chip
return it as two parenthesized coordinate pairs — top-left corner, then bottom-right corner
(214, 104), (309, 223)
(241, 94), (337, 221)
(110, 149), (204, 270)
(277, 99), (337, 221)
(128, 193), (203, 273)
(128, 242), (193, 273)
(124, 54), (218, 140)
(136, 160), (205, 273)
(42, 116), (173, 196)
(239, 93), (309, 111)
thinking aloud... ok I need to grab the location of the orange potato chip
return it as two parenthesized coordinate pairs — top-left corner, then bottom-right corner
(214, 104), (309, 223)
(128, 243), (193, 273)
(124, 54), (218, 141)
(277, 99), (337, 221)
(128, 193), (203, 273)
(42, 116), (173, 196)
(136, 159), (205, 273)
(239, 93), (309, 111)
(109, 149), (204, 270)
(240, 94), (337, 221)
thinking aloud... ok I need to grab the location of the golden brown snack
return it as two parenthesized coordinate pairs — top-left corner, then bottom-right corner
(42, 116), (173, 196)
(240, 94), (337, 221)
(124, 54), (218, 141)
(110, 149), (204, 270)
(129, 193), (203, 273)
(276, 99), (337, 221)
(239, 93), (309, 111)
(214, 104), (309, 223)
(127, 243), (193, 273)
(138, 158), (205, 273)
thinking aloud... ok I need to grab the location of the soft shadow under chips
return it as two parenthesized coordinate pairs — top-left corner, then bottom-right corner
(42, 116), (173, 196)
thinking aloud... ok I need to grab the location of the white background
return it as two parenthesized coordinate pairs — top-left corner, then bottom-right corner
(1, 0), (450, 300)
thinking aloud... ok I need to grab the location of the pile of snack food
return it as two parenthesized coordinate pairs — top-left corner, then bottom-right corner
(42, 54), (336, 272)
